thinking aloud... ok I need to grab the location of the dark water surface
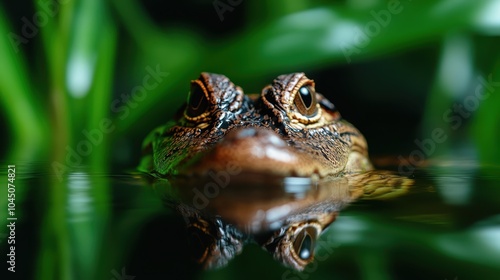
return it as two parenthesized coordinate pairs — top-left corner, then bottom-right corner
(1, 160), (500, 280)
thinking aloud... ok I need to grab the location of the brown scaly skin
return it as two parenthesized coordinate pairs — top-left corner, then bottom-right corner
(139, 73), (255, 176)
(141, 73), (413, 270)
(140, 72), (373, 177)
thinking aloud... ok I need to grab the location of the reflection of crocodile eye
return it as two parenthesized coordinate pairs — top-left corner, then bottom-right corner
(292, 226), (316, 261)
(186, 82), (209, 118)
(294, 85), (318, 118)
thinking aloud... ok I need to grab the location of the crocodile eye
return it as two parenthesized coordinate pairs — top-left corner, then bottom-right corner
(299, 86), (313, 108)
(186, 81), (210, 119)
(294, 84), (318, 118)
(292, 226), (317, 261)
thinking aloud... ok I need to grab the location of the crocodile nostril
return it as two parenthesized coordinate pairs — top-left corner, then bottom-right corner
(225, 128), (288, 148)
(233, 128), (258, 139)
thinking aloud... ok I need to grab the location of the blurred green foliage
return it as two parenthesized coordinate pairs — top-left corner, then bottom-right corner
(1, 0), (500, 279)
(2, 0), (500, 162)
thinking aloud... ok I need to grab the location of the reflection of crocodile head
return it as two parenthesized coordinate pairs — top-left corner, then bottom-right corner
(160, 172), (412, 270)
(140, 72), (372, 178)
(175, 204), (246, 270)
